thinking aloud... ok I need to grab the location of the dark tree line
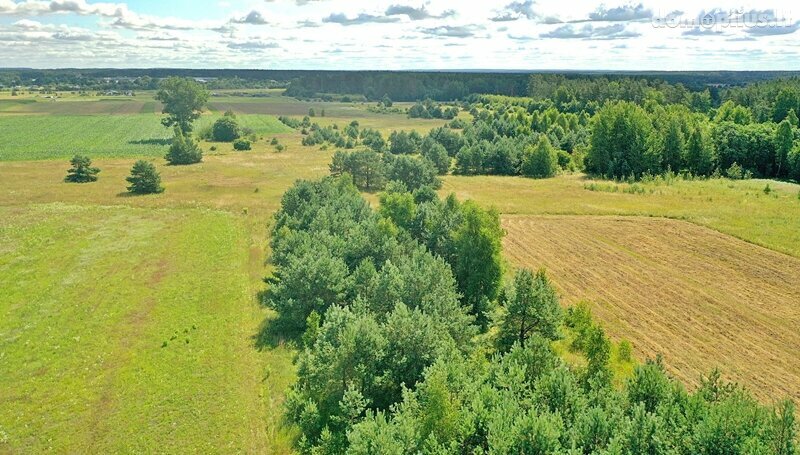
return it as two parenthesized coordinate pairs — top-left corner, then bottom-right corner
(284, 71), (531, 101)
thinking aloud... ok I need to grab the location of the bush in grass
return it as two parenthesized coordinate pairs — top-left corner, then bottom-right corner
(211, 116), (241, 142)
(233, 138), (252, 151)
(618, 339), (633, 362)
(126, 160), (163, 194)
(165, 126), (202, 165)
(64, 155), (100, 183)
(726, 162), (744, 180)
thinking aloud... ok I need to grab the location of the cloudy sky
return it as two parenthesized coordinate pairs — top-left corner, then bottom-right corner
(1, 0), (799, 70)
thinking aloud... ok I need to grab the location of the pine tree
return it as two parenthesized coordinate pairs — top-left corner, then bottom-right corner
(498, 268), (562, 351)
(165, 126), (203, 165)
(522, 135), (558, 178)
(126, 160), (164, 194)
(64, 155), (100, 183)
(662, 118), (684, 172)
(786, 109), (799, 128)
(685, 127), (714, 176)
(775, 120), (794, 177)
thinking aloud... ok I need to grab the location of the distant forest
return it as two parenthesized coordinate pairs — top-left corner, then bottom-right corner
(2, 68), (800, 100)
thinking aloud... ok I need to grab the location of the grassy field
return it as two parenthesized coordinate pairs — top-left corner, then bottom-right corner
(0, 91), (447, 160)
(501, 215), (800, 402)
(0, 129), (333, 451)
(0, 204), (297, 452)
(0, 114), (293, 161)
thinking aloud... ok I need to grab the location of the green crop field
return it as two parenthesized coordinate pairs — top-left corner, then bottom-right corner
(0, 113), (293, 161)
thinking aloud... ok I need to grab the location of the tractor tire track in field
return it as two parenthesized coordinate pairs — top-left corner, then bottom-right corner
(501, 215), (800, 402)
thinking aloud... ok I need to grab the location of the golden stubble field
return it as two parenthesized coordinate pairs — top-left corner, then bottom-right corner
(501, 215), (800, 402)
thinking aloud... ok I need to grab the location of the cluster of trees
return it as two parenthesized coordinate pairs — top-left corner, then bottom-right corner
(200, 110), (256, 151)
(586, 100), (800, 179)
(266, 177), (797, 454)
(62, 77), (212, 194)
(329, 149), (440, 192)
(527, 74), (709, 114)
(407, 99), (459, 120)
(721, 78), (800, 123)
(266, 178), (504, 455)
(445, 82), (800, 181)
(446, 100), (584, 178)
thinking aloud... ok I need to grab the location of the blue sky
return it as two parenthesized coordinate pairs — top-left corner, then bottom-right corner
(1, 0), (799, 70)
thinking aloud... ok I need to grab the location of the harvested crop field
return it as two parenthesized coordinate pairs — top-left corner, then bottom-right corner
(501, 215), (800, 402)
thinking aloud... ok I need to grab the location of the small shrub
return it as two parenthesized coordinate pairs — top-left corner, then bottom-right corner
(64, 155), (100, 183)
(726, 162), (746, 180)
(126, 160), (163, 194)
(211, 116), (241, 142)
(270, 137), (279, 146)
(233, 139), (252, 151)
(617, 340), (633, 362)
(763, 184), (772, 195)
(165, 126), (202, 165)
(210, 145), (217, 152)
(275, 144), (285, 152)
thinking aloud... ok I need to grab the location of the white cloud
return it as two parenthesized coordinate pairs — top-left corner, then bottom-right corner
(0, 0), (798, 70)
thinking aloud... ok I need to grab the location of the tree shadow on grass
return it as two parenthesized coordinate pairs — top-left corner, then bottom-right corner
(129, 138), (172, 146)
(254, 314), (301, 352)
(253, 289), (302, 351)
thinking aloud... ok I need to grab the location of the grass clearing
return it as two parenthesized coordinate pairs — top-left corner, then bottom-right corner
(0, 142), (333, 452)
(0, 204), (295, 452)
(501, 215), (800, 402)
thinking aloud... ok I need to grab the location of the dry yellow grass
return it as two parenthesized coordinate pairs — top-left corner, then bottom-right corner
(502, 215), (800, 402)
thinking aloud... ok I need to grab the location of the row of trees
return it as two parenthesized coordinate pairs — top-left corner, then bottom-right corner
(266, 177), (797, 454)
(330, 149), (441, 192)
(407, 99), (459, 120)
(434, 87), (800, 181)
(586, 100), (800, 179)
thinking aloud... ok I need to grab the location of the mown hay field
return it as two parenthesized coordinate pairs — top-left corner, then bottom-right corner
(442, 174), (800, 259)
(501, 215), (800, 402)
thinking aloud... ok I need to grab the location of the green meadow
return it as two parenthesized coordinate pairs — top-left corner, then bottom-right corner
(0, 113), (293, 161)
(0, 204), (295, 453)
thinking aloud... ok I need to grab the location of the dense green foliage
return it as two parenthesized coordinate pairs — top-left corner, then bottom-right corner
(126, 160), (163, 194)
(155, 77), (209, 133)
(233, 138), (252, 151)
(284, 71), (530, 101)
(164, 126), (202, 165)
(329, 149), (440, 192)
(522, 135), (559, 178)
(330, 149), (387, 192)
(497, 268), (563, 351)
(63, 155), (100, 183)
(211, 113), (241, 142)
(408, 100), (459, 119)
(266, 177), (512, 452)
(266, 177), (797, 454)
